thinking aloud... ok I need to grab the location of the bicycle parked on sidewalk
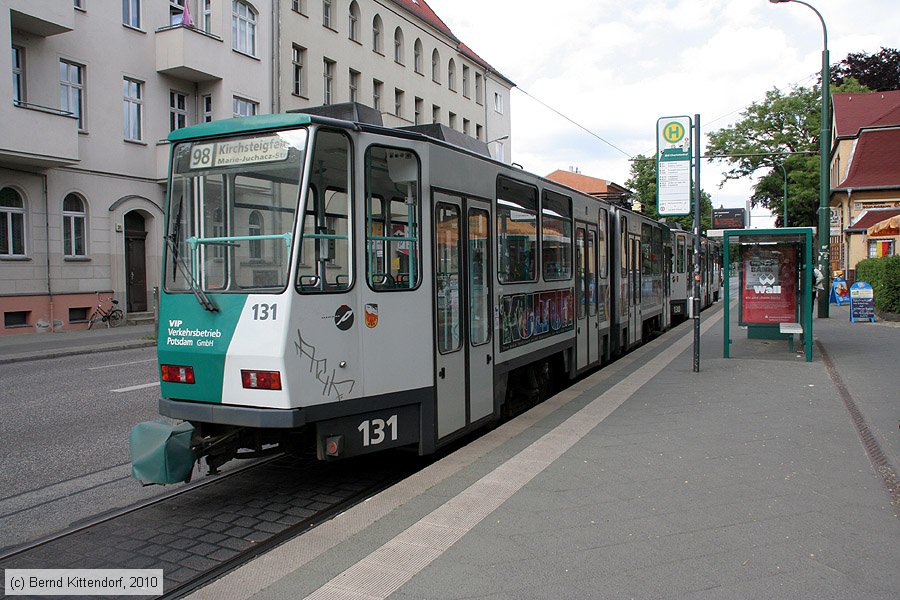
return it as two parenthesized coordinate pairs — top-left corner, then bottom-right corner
(88, 294), (124, 329)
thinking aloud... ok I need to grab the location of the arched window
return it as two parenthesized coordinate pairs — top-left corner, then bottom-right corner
(431, 49), (440, 83)
(372, 15), (383, 53)
(0, 187), (26, 256)
(248, 210), (263, 259)
(448, 58), (456, 91)
(394, 27), (404, 64)
(414, 38), (423, 74)
(232, 0), (257, 55)
(348, 1), (360, 41)
(62, 193), (86, 257)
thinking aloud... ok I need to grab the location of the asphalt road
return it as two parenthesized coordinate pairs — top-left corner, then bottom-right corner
(0, 347), (170, 550)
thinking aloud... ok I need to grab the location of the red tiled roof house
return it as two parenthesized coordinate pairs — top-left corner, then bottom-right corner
(829, 90), (900, 279)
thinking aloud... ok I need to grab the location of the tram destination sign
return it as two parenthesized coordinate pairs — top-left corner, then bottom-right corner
(656, 116), (692, 216)
(190, 135), (291, 169)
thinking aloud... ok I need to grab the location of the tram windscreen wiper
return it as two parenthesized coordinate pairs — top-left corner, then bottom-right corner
(166, 199), (218, 312)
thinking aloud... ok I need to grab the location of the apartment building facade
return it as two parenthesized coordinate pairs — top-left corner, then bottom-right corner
(0, 0), (513, 335)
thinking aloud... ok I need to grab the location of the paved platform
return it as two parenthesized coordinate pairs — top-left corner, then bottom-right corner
(181, 300), (899, 600)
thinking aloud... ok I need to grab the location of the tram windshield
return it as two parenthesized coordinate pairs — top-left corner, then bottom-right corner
(165, 129), (308, 302)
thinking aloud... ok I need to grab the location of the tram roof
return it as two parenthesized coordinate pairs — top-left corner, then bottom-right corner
(167, 113), (317, 143)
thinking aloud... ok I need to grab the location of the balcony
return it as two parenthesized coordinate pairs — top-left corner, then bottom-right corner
(0, 103), (79, 168)
(156, 25), (224, 82)
(8, 0), (73, 37)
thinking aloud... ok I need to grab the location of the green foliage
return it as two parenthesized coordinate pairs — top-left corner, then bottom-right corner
(625, 154), (712, 231)
(832, 47), (900, 92)
(706, 79), (871, 228)
(854, 255), (900, 313)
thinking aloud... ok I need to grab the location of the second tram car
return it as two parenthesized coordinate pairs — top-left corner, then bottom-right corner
(143, 105), (718, 478)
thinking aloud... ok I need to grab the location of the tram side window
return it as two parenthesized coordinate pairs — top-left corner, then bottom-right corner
(435, 203), (461, 353)
(641, 223), (653, 274)
(497, 176), (538, 283)
(365, 146), (421, 290)
(598, 208), (608, 279)
(541, 190), (572, 281)
(651, 226), (662, 275)
(676, 235), (686, 273)
(298, 130), (352, 292)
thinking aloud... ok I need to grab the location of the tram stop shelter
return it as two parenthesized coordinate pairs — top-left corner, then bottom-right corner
(723, 227), (816, 362)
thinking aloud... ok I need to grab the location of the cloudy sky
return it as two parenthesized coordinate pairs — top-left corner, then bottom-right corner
(426, 0), (900, 226)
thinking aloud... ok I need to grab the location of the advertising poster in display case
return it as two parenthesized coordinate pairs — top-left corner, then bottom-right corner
(740, 244), (798, 324)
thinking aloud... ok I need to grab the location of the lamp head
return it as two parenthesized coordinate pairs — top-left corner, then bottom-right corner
(769, 0), (792, 3)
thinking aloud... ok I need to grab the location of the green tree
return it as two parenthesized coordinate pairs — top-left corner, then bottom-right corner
(832, 47), (900, 91)
(625, 154), (713, 231)
(707, 80), (870, 227)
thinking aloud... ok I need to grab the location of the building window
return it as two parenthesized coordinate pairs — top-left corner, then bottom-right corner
(448, 59), (456, 91)
(169, 90), (187, 131)
(123, 77), (142, 141)
(462, 65), (470, 98)
(0, 188), (26, 257)
(394, 27), (404, 64)
(169, 0), (188, 26)
(432, 104), (439, 124)
(292, 0), (304, 14)
(292, 45), (307, 96)
(394, 88), (403, 118)
(323, 58), (335, 105)
(494, 92), (504, 114)
(322, 0), (332, 28)
(232, 0), (257, 55)
(60, 60), (85, 130)
(493, 140), (505, 162)
(372, 15), (383, 53)
(123, 0), (141, 28)
(202, 94), (213, 122)
(431, 49), (440, 83)
(248, 211), (263, 259)
(868, 239), (895, 258)
(463, 118), (470, 136)
(349, 69), (359, 103)
(74, 0), (84, 8)
(475, 72), (484, 105)
(12, 47), (24, 105)
(414, 97), (422, 125)
(373, 79), (382, 111)
(414, 39), (423, 74)
(232, 95), (257, 117)
(476, 124), (482, 140)
(348, 1), (359, 41)
(63, 194), (87, 257)
(448, 112), (456, 130)
(202, 0), (212, 32)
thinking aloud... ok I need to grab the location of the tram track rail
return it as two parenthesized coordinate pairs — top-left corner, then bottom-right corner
(0, 451), (426, 598)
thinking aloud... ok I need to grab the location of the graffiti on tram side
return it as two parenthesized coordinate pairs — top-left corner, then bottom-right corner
(500, 288), (574, 351)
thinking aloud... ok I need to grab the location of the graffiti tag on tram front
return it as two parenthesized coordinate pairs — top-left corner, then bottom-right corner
(499, 288), (574, 352)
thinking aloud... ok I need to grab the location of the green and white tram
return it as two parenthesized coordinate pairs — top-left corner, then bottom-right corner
(133, 104), (680, 483)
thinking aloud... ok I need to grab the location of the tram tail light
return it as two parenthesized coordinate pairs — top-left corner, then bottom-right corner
(241, 369), (282, 390)
(161, 364), (195, 384)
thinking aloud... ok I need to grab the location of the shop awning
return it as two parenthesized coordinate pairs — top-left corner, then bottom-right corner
(867, 214), (900, 236)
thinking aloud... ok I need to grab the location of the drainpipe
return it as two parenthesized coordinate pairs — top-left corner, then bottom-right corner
(42, 172), (55, 332)
(272, 1), (280, 114)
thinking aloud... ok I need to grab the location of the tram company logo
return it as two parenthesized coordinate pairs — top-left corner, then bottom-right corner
(334, 305), (354, 330)
(364, 304), (379, 328)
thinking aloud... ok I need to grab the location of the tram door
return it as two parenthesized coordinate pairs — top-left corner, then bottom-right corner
(628, 234), (642, 345)
(576, 223), (599, 370)
(434, 194), (493, 439)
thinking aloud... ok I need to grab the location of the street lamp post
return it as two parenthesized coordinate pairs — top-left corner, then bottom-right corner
(769, 0), (830, 317)
(772, 160), (788, 226)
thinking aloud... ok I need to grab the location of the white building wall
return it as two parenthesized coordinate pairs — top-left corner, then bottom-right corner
(0, 0), (511, 334)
